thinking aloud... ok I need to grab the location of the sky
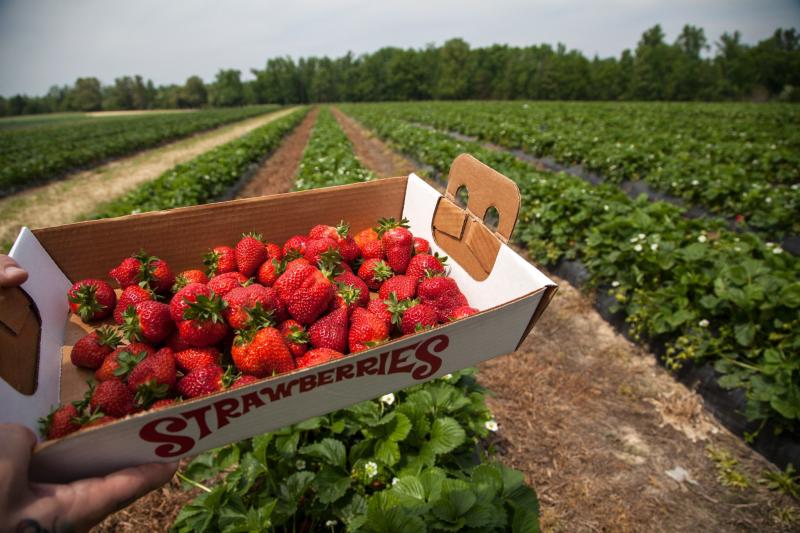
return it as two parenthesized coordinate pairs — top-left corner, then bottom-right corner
(0, 0), (798, 96)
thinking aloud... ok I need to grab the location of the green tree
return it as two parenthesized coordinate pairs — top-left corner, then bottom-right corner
(69, 77), (103, 111)
(181, 75), (207, 108)
(436, 38), (472, 99)
(209, 69), (244, 107)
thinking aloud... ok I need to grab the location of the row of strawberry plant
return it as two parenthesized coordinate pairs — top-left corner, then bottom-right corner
(340, 105), (800, 435)
(171, 107), (541, 532)
(351, 101), (800, 240)
(293, 107), (376, 191)
(90, 108), (308, 218)
(0, 105), (280, 196)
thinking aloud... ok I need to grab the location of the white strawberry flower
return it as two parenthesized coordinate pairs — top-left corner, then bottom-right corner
(392, 477), (400, 486)
(611, 281), (620, 287)
(651, 243), (659, 251)
(699, 319), (710, 328)
(326, 520), (338, 527)
(773, 247), (783, 255)
(442, 373), (453, 381)
(295, 459), (306, 470)
(485, 419), (499, 432)
(691, 179), (699, 186)
(365, 461), (378, 479)
(634, 244), (643, 252)
(697, 235), (708, 243)
(380, 393), (395, 406)
(603, 205), (609, 211)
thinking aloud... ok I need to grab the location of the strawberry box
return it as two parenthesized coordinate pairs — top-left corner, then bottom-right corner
(0, 154), (556, 482)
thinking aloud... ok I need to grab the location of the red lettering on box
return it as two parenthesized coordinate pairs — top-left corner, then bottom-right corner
(412, 335), (447, 379)
(213, 398), (241, 429)
(356, 356), (379, 377)
(240, 391), (265, 415)
(388, 344), (417, 374)
(139, 417), (195, 458)
(299, 374), (317, 392)
(318, 368), (334, 386)
(335, 363), (354, 382)
(181, 405), (213, 439)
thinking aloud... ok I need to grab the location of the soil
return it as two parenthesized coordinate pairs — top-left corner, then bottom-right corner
(92, 108), (799, 532)
(0, 108), (296, 246)
(236, 108), (319, 198)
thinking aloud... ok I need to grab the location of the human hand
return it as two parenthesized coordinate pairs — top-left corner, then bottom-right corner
(0, 424), (178, 533)
(0, 254), (28, 287)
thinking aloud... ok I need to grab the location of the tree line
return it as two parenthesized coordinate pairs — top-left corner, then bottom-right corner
(2, 24), (798, 116)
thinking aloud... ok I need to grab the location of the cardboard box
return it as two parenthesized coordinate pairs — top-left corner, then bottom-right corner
(0, 154), (556, 482)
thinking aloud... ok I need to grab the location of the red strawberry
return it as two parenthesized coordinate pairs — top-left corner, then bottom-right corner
(231, 374), (260, 389)
(405, 253), (447, 282)
(68, 279), (116, 322)
(39, 404), (80, 440)
(285, 256), (311, 271)
(308, 224), (338, 240)
(207, 271), (249, 297)
(257, 258), (283, 287)
(330, 282), (364, 315)
(108, 257), (141, 289)
(274, 264), (335, 325)
(110, 253), (173, 293)
(222, 284), (281, 330)
(71, 326), (122, 369)
(176, 293), (229, 347)
(449, 306), (479, 320)
(280, 320), (310, 358)
(172, 269), (208, 292)
(265, 242), (283, 261)
(361, 239), (384, 260)
(151, 398), (178, 410)
(349, 308), (390, 353)
(114, 285), (153, 324)
(400, 302), (439, 335)
(177, 365), (225, 399)
(378, 275), (417, 301)
(357, 258), (393, 290)
(376, 217), (413, 274)
(413, 237), (430, 255)
(283, 235), (309, 257)
(170, 282), (212, 322)
(296, 348), (345, 369)
(236, 233), (268, 277)
(354, 227), (379, 249)
(90, 379), (135, 418)
(143, 256), (175, 294)
(334, 271), (370, 309)
(174, 347), (222, 372)
(309, 307), (349, 353)
(418, 276), (469, 323)
(95, 342), (156, 381)
(232, 327), (295, 377)
(367, 298), (393, 329)
(203, 246), (237, 276)
(122, 300), (174, 344)
(127, 348), (178, 392)
(304, 237), (338, 265)
(166, 331), (193, 352)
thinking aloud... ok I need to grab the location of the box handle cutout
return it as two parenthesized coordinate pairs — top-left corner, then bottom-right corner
(0, 287), (42, 395)
(432, 154), (521, 280)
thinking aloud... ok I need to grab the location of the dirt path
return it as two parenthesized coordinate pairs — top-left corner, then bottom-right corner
(331, 107), (417, 178)
(236, 108), (319, 198)
(0, 108), (296, 246)
(333, 110), (800, 532)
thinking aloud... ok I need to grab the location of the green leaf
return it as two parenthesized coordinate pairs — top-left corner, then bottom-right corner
(313, 466), (351, 504)
(471, 464), (503, 501)
(375, 439), (401, 466)
(428, 417), (466, 455)
(431, 481), (476, 523)
(511, 501), (541, 533)
(391, 476), (427, 506)
(681, 243), (707, 261)
(734, 323), (756, 347)
(784, 282), (800, 308)
(301, 438), (346, 469)
(275, 431), (300, 457)
(366, 492), (427, 533)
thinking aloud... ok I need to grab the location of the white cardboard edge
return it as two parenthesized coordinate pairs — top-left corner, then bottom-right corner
(4, 227), (72, 434)
(402, 173), (555, 308)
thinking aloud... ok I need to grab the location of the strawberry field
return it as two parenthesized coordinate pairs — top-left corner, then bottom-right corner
(0, 105), (279, 196)
(4, 100), (799, 531)
(340, 104), (800, 447)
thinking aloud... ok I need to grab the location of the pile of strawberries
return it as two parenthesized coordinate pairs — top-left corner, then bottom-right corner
(42, 218), (477, 440)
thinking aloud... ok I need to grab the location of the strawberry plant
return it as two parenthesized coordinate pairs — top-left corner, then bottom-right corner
(173, 371), (538, 532)
(0, 105), (281, 196)
(91, 108), (308, 217)
(342, 104), (800, 434)
(348, 101), (800, 240)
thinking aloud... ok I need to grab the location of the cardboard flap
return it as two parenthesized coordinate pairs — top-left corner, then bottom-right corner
(432, 154), (521, 280)
(0, 287), (41, 395)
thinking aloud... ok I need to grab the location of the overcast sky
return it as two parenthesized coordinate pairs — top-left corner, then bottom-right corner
(0, 0), (797, 96)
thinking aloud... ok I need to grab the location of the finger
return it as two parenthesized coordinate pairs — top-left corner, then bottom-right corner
(0, 424), (37, 497)
(0, 255), (28, 287)
(39, 462), (178, 529)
